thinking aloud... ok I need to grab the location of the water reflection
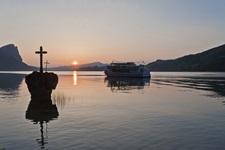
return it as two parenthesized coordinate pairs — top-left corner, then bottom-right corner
(73, 71), (77, 85)
(152, 75), (225, 101)
(26, 97), (59, 149)
(105, 77), (150, 93)
(0, 73), (25, 99)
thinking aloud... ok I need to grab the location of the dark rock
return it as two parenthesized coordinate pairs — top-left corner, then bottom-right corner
(25, 71), (58, 98)
(0, 44), (22, 62)
(0, 44), (34, 71)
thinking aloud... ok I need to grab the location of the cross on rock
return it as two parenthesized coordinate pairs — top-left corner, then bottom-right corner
(44, 60), (50, 72)
(35, 46), (47, 73)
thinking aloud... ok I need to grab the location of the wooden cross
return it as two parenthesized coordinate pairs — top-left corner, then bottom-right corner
(44, 60), (50, 72)
(35, 46), (47, 73)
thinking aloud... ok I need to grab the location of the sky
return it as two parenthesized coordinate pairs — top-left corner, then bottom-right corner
(1, 0), (225, 67)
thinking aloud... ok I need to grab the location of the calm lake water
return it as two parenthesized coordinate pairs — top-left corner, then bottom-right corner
(0, 71), (225, 150)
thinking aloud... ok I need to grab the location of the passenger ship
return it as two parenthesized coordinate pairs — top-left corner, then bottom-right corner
(104, 62), (150, 78)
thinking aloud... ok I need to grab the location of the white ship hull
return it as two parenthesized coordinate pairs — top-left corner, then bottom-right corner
(105, 70), (150, 78)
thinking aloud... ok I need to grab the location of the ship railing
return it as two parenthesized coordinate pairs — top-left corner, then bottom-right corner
(111, 60), (146, 66)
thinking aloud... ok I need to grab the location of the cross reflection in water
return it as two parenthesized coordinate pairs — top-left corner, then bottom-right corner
(25, 97), (59, 149)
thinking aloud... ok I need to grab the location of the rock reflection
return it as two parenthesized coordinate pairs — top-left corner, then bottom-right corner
(105, 77), (150, 93)
(26, 97), (58, 149)
(0, 73), (25, 99)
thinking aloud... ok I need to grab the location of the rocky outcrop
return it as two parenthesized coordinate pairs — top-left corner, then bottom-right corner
(25, 71), (59, 148)
(0, 44), (35, 70)
(25, 71), (58, 98)
(0, 44), (22, 62)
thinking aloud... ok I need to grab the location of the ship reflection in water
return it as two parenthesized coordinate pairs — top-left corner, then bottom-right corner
(105, 77), (150, 93)
(25, 97), (59, 149)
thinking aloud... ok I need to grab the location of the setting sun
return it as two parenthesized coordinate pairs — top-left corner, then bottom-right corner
(73, 61), (78, 65)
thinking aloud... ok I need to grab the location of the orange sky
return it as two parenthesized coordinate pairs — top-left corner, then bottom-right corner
(1, 1), (225, 67)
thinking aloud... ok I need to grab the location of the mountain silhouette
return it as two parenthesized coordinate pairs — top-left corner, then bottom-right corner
(0, 44), (35, 71)
(147, 44), (225, 72)
(1, 43), (225, 72)
(49, 62), (108, 71)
